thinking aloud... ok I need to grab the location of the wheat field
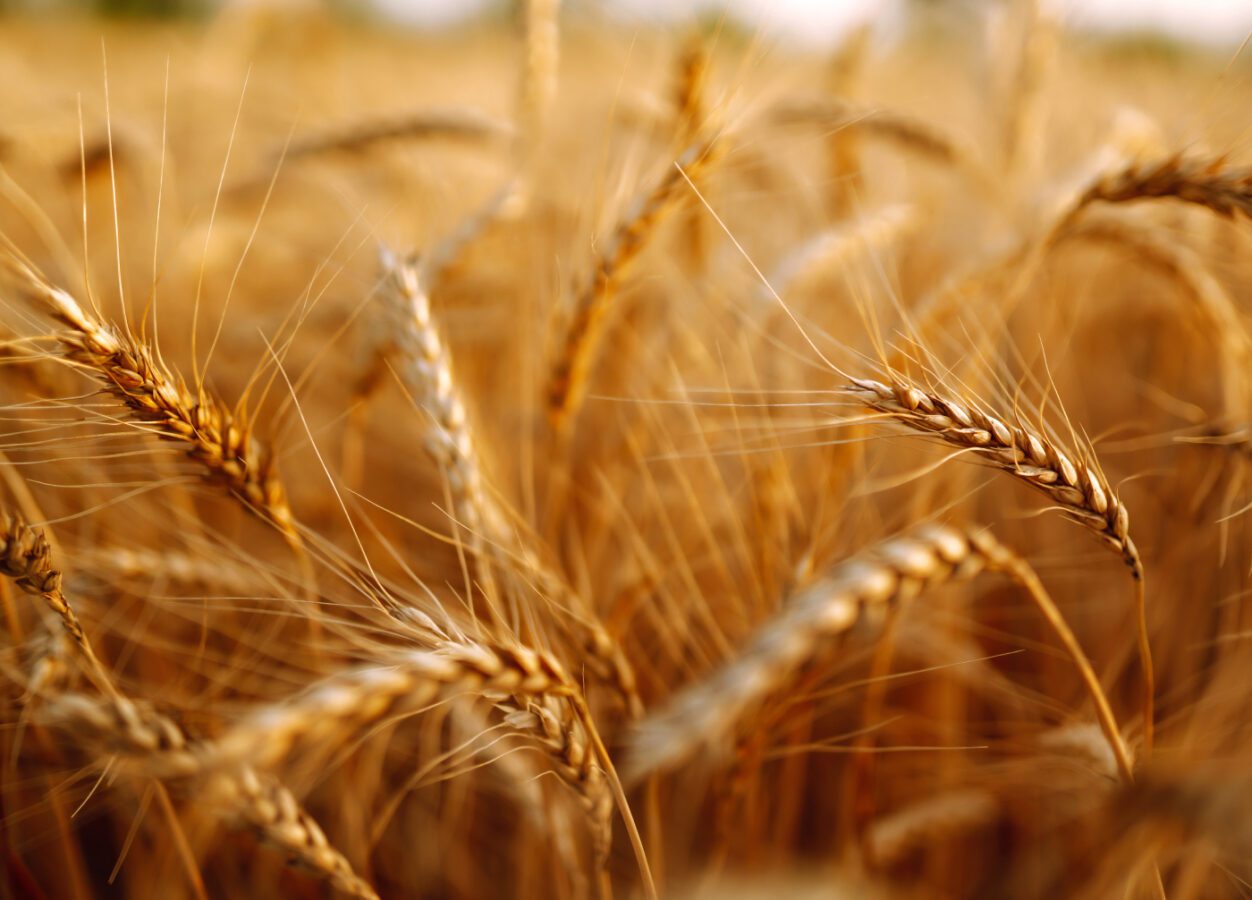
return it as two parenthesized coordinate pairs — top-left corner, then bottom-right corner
(0, 2), (1251, 898)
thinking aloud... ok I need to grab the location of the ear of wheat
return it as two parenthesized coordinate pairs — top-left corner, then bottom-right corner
(842, 375), (1154, 749)
(625, 523), (1131, 785)
(4, 256), (296, 538)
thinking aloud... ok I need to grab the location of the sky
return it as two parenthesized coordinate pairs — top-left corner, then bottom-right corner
(372, 0), (1252, 48)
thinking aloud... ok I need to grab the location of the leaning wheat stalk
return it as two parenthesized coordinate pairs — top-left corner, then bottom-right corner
(841, 376), (1153, 750)
(625, 523), (1132, 786)
(546, 136), (722, 436)
(380, 252), (641, 714)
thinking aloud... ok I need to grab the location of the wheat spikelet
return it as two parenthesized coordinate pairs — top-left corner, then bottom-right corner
(380, 251), (488, 532)
(3, 257), (296, 537)
(379, 250), (501, 603)
(0, 511), (116, 695)
(499, 695), (613, 867)
(625, 523), (1131, 784)
(206, 767), (380, 900)
(546, 137), (722, 435)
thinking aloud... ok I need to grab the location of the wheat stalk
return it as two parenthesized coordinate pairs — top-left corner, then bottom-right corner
(206, 642), (576, 772)
(0, 511), (115, 695)
(843, 375), (1154, 748)
(625, 523), (1132, 786)
(546, 136), (722, 436)
(4, 257), (296, 538)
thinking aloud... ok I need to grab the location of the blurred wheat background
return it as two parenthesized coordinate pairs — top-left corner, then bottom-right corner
(0, 0), (1251, 897)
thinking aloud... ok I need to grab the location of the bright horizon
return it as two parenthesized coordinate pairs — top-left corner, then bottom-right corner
(372, 0), (1252, 48)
